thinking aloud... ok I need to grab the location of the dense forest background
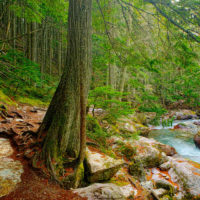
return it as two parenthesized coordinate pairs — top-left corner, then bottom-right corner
(0, 0), (200, 115)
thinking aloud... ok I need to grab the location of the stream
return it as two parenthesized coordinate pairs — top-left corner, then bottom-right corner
(149, 119), (200, 163)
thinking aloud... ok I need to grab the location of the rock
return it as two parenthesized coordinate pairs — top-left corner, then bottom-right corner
(73, 183), (126, 200)
(118, 121), (137, 134)
(144, 112), (157, 124)
(0, 138), (13, 158)
(137, 147), (168, 168)
(129, 158), (146, 181)
(159, 162), (171, 171)
(85, 147), (124, 183)
(135, 137), (168, 167)
(194, 121), (200, 126)
(120, 184), (136, 198)
(175, 192), (186, 200)
(151, 188), (168, 198)
(174, 110), (198, 120)
(174, 124), (186, 129)
(160, 195), (171, 200)
(155, 179), (177, 192)
(141, 181), (153, 191)
(135, 124), (150, 137)
(169, 158), (200, 197)
(109, 136), (124, 144)
(0, 138), (23, 198)
(157, 143), (177, 156)
(176, 114), (194, 120)
(194, 133), (200, 149)
(196, 110), (200, 117)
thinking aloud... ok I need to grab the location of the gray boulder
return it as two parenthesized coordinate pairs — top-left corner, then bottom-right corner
(85, 147), (124, 183)
(73, 183), (126, 200)
(0, 138), (23, 197)
(169, 157), (200, 198)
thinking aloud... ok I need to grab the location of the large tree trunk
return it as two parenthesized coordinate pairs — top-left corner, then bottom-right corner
(34, 0), (92, 188)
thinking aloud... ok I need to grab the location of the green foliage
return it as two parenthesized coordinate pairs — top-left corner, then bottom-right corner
(89, 86), (134, 123)
(10, 0), (43, 23)
(120, 144), (137, 159)
(86, 115), (101, 133)
(161, 116), (175, 128)
(121, 132), (139, 140)
(139, 104), (167, 115)
(10, 0), (68, 23)
(86, 115), (111, 147)
(0, 49), (57, 105)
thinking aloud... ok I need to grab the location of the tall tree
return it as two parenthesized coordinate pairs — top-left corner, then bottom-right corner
(33, 0), (92, 188)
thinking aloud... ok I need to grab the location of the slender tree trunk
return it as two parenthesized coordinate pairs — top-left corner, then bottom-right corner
(34, 0), (92, 188)
(12, 11), (16, 64)
(31, 22), (37, 62)
(119, 66), (127, 92)
(49, 27), (53, 76)
(58, 28), (62, 76)
(26, 23), (31, 59)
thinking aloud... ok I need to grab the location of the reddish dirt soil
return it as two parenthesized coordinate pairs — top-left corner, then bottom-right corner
(1, 161), (85, 200)
(0, 105), (86, 200)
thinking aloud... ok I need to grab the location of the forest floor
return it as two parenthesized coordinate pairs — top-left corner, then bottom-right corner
(0, 104), (150, 200)
(0, 105), (85, 200)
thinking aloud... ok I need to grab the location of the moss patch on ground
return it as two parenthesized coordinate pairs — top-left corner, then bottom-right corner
(0, 90), (18, 106)
(17, 97), (49, 107)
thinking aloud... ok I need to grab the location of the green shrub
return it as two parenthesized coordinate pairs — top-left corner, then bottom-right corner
(89, 86), (134, 123)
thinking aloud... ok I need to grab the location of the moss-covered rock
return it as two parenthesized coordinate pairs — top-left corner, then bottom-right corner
(129, 158), (146, 181)
(155, 179), (176, 194)
(85, 147), (124, 183)
(120, 144), (137, 159)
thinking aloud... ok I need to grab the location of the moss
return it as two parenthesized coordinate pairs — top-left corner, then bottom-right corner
(0, 90), (18, 106)
(17, 97), (48, 107)
(0, 178), (15, 198)
(100, 147), (117, 159)
(120, 145), (137, 159)
(129, 158), (146, 181)
(109, 178), (130, 186)
(87, 115), (101, 132)
(86, 165), (122, 183)
(160, 195), (172, 200)
(135, 113), (147, 125)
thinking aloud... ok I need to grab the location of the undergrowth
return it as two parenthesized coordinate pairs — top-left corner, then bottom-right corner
(0, 49), (58, 106)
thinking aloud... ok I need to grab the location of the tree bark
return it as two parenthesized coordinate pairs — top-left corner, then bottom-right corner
(35, 0), (92, 188)
(31, 22), (37, 62)
(58, 28), (62, 76)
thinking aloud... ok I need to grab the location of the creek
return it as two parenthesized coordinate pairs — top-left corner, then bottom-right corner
(149, 119), (200, 163)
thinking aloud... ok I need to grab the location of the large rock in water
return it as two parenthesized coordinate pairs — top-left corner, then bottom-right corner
(0, 138), (23, 197)
(85, 147), (124, 183)
(73, 183), (126, 200)
(194, 133), (200, 149)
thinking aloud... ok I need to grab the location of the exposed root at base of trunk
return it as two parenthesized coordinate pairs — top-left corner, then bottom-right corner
(31, 152), (85, 190)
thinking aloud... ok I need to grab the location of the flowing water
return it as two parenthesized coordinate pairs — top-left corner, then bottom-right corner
(149, 119), (200, 163)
